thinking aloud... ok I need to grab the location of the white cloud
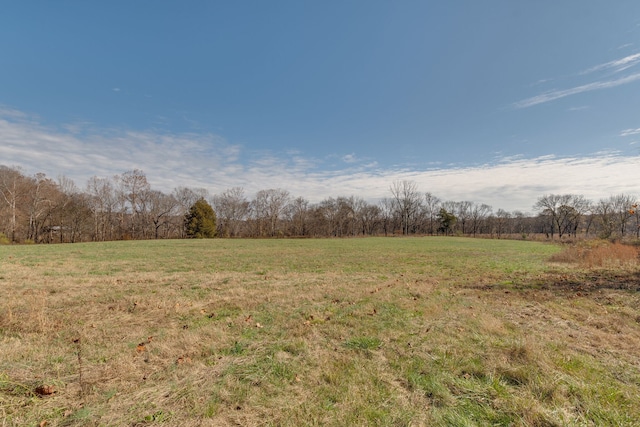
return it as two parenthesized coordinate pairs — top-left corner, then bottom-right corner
(515, 53), (640, 109)
(580, 53), (640, 75)
(514, 72), (640, 109)
(0, 108), (637, 212)
(620, 128), (640, 137)
(342, 153), (357, 163)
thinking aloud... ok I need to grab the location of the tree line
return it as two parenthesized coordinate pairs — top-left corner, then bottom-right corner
(0, 165), (637, 243)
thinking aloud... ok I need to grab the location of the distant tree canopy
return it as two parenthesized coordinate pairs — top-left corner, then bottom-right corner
(1, 164), (640, 243)
(184, 198), (217, 238)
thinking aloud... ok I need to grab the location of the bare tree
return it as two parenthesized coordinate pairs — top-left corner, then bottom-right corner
(390, 180), (421, 235)
(494, 209), (511, 238)
(25, 173), (59, 243)
(252, 189), (290, 237)
(378, 198), (394, 236)
(288, 196), (310, 237)
(469, 203), (492, 237)
(115, 169), (151, 239)
(86, 176), (119, 241)
(54, 176), (91, 243)
(0, 166), (29, 242)
(454, 201), (473, 235)
(534, 194), (590, 238)
(213, 187), (250, 237)
(610, 194), (637, 237)
(422, 193), (441, 235)
(315, 197), (340, 237)
(146, 190), (179, 239)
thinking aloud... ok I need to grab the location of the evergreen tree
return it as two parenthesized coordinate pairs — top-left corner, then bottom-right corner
(437, 208), (456, 235)
(184, 198), (217, 238)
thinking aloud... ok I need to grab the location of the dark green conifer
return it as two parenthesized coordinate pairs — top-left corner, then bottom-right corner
(184, 198), (217, 238)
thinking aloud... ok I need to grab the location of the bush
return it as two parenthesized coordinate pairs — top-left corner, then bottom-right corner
(0, 233), (10, 245)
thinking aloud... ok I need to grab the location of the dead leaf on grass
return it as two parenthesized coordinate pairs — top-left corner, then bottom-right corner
(176, 356), (192, 365)
(35, 385), (56, 396)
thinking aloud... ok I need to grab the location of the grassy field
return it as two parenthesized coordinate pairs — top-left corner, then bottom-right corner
(1, 237), (640, 426)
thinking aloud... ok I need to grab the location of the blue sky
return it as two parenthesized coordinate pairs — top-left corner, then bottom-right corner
(2, 1), (640, 212)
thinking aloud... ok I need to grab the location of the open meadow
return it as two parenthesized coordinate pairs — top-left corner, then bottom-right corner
(2, 237), (640, 426)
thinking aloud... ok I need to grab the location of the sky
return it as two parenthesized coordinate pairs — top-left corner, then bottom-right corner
(1, 1), (640, 213)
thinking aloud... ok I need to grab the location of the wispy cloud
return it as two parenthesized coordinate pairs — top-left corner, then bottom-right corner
(620, 128), (640, 137)
(0, 108), (637, 212)
(580, 53), (640, 75)
(514, 72), (640, 109)
(515, 52), (640, 109)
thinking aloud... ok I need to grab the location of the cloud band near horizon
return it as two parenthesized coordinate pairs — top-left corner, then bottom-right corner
(0, 107), (637, 213)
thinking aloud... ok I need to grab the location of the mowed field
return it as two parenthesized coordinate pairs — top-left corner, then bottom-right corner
(2, 237), (640, 426)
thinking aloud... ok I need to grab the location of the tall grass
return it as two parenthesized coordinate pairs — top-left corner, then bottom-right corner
(550, 240), (639, 268)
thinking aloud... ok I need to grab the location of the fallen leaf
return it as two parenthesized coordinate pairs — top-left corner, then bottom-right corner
(35, 385), (56, 396)
(39, 421), (48, 427)
(176, 356), (192, 365)
(136, 343), (146, 353)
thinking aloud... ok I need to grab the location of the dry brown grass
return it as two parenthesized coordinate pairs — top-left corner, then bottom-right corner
(549, 240), (639, 268)
(2, 238), (640, 426)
